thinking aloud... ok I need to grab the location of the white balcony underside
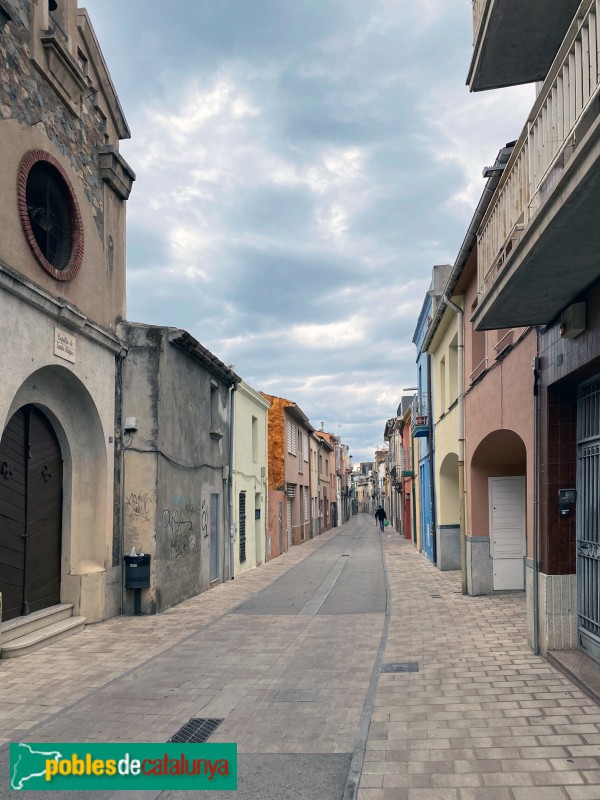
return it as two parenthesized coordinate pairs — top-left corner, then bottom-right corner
(474, 118), (600, 330)
(469, 0), (580, 91)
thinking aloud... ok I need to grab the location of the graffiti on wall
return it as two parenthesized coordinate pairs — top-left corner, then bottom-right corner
(163, 496), (201, 560)
(201, 499), (209, 538)
(125, 491), (151, 521)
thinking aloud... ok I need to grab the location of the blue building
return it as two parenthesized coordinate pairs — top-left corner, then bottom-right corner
(412, 292), (435, 563)
(412, 265), (452, 564)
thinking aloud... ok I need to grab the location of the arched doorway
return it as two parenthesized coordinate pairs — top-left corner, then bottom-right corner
(470, 429), (527, 591)
(0, 405), (62, 621)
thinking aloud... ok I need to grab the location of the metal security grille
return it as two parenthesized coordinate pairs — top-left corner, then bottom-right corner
(577, 378), (600, 662)
(239, 491), (246, 563)
(169, 718), (223, 743)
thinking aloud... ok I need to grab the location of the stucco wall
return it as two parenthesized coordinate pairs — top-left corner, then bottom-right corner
(121, 324), (232, 614)
(464, 266), (536, 557)
(233, 382), (269, 576)
(0, 283), (120, 623)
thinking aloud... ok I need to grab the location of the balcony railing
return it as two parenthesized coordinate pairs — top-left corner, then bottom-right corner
(410, 394), (429, 438)
(400, 448), (413, 476)
(477, 0), (600, 312)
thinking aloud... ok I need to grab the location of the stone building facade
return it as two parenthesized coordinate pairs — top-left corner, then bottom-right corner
(0, 0), (134, 642)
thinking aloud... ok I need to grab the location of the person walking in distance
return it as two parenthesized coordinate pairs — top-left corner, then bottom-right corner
(374, 505), (387, 532)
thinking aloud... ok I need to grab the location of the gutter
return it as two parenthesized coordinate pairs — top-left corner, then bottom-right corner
(228, 383), (237, 580)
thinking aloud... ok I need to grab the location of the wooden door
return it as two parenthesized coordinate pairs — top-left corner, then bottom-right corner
(0, 406), (62, 620)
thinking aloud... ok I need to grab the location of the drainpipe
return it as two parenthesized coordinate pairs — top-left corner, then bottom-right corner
(411, 431), (417, 545)
(532, 346), (540, 654)
(442, 294), (466, 594)
(228, 382), (237, 580)
(426, 355), (437, 565)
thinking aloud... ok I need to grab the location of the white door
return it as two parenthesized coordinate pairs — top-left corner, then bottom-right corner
(489, 477), (525, 590)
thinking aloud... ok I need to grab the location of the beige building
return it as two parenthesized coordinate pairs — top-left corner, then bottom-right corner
(0, 0), (134, 653)
(232, 381), (270, 576)
(423, 283), (462, 571)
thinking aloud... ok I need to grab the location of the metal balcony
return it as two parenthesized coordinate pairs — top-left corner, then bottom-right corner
(474, 0), (600, 330)
(410, 394), (429, 439)
(468, 0), (580, 91)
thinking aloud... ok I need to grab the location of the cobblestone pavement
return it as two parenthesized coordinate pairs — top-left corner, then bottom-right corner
(359, 532), (600, 800)
(1, 515), (599, 799)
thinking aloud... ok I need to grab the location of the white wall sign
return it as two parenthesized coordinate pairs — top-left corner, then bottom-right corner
(54, 327), (76, 363)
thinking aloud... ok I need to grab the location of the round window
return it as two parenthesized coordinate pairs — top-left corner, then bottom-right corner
(18, 150), (84, 281)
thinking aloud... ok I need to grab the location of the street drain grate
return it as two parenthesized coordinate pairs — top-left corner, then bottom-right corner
(381, 662), (419, 673)
(430, 594), (442, 598)
(168, 718), (223, 743)
(274, 688), (320, 702)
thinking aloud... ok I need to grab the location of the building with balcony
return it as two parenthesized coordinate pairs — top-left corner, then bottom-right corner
(423, 276), (462, 572)
(467, 1), (600, 665)
(412, 265), (451, 563)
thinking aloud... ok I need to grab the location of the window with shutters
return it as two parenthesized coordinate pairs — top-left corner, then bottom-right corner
(286, 418), (297, 455)
(303, 487), (308, 521)
(298, 429), (303, 473)
(302, 432), (309, 462)
(239, 491), (246, 563)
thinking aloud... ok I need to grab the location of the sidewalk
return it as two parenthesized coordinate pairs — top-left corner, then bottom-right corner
(359, 533), (600, 800)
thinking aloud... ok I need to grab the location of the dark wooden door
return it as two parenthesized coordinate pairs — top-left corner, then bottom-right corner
(0, 409), (27, 620)
(0, 406), (62, 620)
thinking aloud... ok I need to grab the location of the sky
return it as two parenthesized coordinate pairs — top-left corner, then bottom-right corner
(83, 0), (534, 462)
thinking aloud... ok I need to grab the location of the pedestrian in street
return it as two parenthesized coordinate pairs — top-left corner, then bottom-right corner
(374, 505), (387, 531)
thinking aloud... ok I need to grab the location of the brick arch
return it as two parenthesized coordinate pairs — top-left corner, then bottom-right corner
(17, 149), (84, 281)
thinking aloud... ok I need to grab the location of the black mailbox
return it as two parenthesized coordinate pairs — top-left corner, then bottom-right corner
(124, 554), (151, 588)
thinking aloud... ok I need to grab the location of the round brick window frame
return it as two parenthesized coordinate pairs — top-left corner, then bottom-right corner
(17, 150), (84, 281)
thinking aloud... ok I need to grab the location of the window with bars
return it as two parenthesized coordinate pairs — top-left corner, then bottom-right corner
(239, 491), (246, 563)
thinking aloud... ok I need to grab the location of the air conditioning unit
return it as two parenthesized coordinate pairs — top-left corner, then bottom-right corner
(560, 302), (586, 339)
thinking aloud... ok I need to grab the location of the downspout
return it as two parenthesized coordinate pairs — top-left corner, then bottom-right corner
(532, 344), (540, 654)
(411, 431), (417, 545)
(426, 355), (437, 564)
(228, 382), (237, 580)
(443, 294), (466, 595)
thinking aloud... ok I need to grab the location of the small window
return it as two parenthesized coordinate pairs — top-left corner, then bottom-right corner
(251, 415), (258, 463)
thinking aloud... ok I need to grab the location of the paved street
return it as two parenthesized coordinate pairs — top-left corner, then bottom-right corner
(1, 514), (599, 798)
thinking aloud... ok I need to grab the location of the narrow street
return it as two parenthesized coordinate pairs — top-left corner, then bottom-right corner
(1, 515), (599, 799)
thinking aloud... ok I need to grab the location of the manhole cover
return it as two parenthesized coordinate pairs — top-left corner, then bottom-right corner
(274, 688), (320, 702)
(381, 662), (419, 673)
(168, 718), (223, 743)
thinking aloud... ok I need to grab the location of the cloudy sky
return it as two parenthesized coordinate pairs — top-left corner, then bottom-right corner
(84, 0), (533, 461)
